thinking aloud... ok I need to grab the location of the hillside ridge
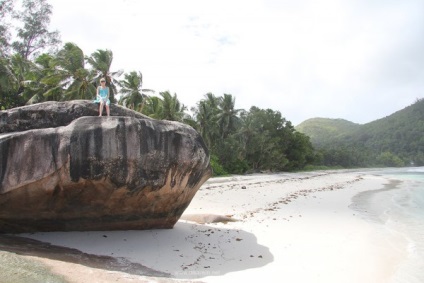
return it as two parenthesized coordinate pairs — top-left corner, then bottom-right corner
(295, 98), (424, 166)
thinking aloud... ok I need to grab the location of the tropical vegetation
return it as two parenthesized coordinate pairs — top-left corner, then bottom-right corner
(1, 0), (422, 175)
(296, 98), (424, 168)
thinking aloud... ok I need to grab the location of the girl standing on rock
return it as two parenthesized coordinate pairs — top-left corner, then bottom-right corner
(94, 78), (110, 116)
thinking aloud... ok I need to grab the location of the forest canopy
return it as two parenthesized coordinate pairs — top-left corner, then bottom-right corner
(0, 0), (317, 175)
(1, 0), (420, 174)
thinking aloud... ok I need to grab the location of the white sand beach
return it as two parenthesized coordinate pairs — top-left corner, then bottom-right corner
(10, 170), (410, 283)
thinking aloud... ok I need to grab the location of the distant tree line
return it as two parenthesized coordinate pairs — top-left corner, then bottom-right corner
(301, 99), (424, 168)
(0, 0), (318, 175)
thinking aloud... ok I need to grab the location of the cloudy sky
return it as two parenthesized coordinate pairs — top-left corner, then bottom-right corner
(49, 0), (424, 125)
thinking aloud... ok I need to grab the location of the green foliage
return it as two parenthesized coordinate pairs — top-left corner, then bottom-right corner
(284, 131), (316, 171)
(297, 99), (424, 168)
(212, 135), (248, 174)
(192, 103), (315, 173)
(141, 91), (188, 122)
(317, 145), (371, 168)
(217, 93), (241, 139)
(300, 165), (344, 171)
(0, 2), (317, 173)
(5, 0), (421, 173)
(159, 91), (187, 121)
(0, 56), (24, 109)
(118, 71), (152, 111)
(296, 118), (360, 147)
(210, 154), (228, 176)
(191, 93), (220, 149)
(47, 42), (96, 100)
(11, 0), (61, 60)
(141, 96), (163, 119)
(86, 49), (123, 103)
(376, 152), (405, 167)
(242, 107), (291, 171)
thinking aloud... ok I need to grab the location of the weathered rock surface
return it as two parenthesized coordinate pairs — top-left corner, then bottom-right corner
(0, 101), (212, 233)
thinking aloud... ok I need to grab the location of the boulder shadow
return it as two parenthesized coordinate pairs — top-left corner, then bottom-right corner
(1, 221), (273, 280)
(0, 234), (168, 278)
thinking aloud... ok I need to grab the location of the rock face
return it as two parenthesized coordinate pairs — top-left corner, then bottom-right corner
(0, 101), (212, 233)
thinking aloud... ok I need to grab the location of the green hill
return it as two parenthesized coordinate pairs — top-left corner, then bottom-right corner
(295, 118), (360, 147)
(296, 98), (424, 167)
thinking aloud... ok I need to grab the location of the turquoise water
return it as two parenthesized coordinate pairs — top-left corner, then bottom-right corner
(352, 167), (424, 283)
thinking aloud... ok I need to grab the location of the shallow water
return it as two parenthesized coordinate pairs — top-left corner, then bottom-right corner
(351, 167), (424, 283)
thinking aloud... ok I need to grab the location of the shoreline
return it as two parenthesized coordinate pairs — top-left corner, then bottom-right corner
(1, 169), (410, 282)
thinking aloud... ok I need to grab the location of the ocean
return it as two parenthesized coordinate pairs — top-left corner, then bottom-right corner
(351, 167), (424, 283)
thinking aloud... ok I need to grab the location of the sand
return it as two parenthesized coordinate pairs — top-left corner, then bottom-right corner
(3, 170), (406, 283)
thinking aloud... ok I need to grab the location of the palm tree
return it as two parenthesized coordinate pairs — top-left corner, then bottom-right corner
(31, 53), (63, 102)
(86, 49), (123, 103)
(217, 93), (241, 139)
(43, 42), (96, 100)
(0, 57), (14, 94)
(22, 53), (51, 104)
(159, 91), (187, 121)
(0, 53), (42, 108)
(21, 52), (67, 104)
(118, 71), (154, 112)
(142, 96), (163, 119)
(0, 55), (23, 109)
(204, 92), (220, 109)
(236, 109), (253, 158)
(10, 53), (30, 92)
(192, 93), (220, 149)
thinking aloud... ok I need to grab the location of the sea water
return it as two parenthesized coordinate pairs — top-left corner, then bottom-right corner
(351, 167), (424, 283)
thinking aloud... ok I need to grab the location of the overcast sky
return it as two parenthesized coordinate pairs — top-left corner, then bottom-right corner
(49, 0), (424, 125)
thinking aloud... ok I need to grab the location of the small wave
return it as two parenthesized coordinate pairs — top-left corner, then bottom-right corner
(351, 169), (424, 282)
(406, 166), (424, 173)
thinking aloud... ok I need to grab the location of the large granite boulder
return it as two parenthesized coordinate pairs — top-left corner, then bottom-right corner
(0, 100), (212, 233)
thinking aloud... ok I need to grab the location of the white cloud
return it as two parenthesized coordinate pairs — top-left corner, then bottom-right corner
(49, 0), (424, 125)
